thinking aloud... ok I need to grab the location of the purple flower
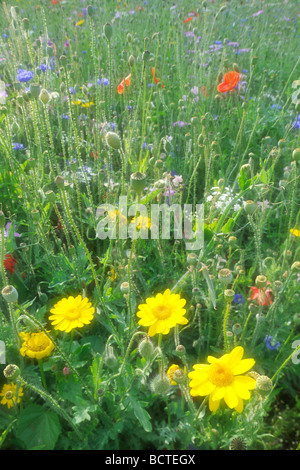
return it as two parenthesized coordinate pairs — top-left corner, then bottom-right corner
(264, 335), (280, 351)
(17, 69), (34, 83)
(97, 78), (109, 86)
(252, 10), (264, 17)
(233, 293), (244, 304)
(4, 222), (20, 238)
(173, 121), (188, 128)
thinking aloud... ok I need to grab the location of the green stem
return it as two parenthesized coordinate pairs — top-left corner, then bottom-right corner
(223, 302), (231, 353)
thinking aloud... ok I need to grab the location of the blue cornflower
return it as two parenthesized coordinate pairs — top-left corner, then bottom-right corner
(97, 78), (109, 86)
(3, 33), (8, 39)
(264, 335), (280, 351)
(40, 64), (48, 72)
(69, 87), (76, 94)
(291, 115), (300, 130)
(17, 69), (34, 83)
(12, 143), (24, 150)
(233, 293), (244, 304)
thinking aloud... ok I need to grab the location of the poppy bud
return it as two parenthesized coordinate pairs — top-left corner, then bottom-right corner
(232, 323), (242, 335)
(128, 55), (135, 67)
(151, 375), (170, 395)
(103, 23), (113, 41)
(87, 5), (94, 17)
(104, 346), (118, 369)
(142, 50), (150, 64)
(2, 285), (18, 303)
(105, 131), (121, 150)
(176, 344), (186, 356)
(233, 63), (240, 72)
(187, 253), (198, 266)
(22, 18), (30, 31)
(31, 209), (40, 223)
(273, 280), (283, 293)
(138, 338), (154, 360)
(39, 88), (51, 105)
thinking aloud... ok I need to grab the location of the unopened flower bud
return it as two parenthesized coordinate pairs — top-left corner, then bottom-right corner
(173, 368), (186, 385)
(138, 338), (154, 360)
(176, 344), (186, 356)
(151, 375), (170, 395)
(55, 175), (65, 189)
(120, 281), (130, 293)
(232, 323), (242, 335)
(106, 131), (121, 150)
(39, 88), (51, 105)
(291, 261), (300, 272)
(103, 23), (113, 41)
(104, 346), (118, 369)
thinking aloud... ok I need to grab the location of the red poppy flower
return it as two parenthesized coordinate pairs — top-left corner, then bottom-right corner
(250, 283), (272, 306)
(52, 0), (60, 5)
(91, 151), (98, 159)
(217, 71), (241, 93)
(4, 254), (17, 274)
(117, 74), (131, 95)
(152, 67), (165, 88)
(184, 17), (193, 23)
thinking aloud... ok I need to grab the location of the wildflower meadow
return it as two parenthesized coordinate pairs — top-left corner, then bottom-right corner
(0, 0), (300, 453)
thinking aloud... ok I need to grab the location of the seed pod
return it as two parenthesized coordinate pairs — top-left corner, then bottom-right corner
(151, 375), (170, 395)
(255, 275), (268, 288)
(30, 83), (41, 99)
(230, 437), (247, 451)
(224, 289), (235, 303)
(3, 364), (20, 380)
(2, 285), (18, 303)
(244, 200), (256, 215)
(218, 268), (233, 285)
(255, 375), (273, 396)
(292, 148), (300, 162)
(130, 171), (147, 194)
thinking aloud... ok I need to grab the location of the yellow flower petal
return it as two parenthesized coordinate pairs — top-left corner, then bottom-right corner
(232, 358), (255, 375)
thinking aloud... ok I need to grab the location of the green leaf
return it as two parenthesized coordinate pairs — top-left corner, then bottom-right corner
(16, 404), (61, 450)
(221, 218), (233, 234)
(128, 398), (152, 433)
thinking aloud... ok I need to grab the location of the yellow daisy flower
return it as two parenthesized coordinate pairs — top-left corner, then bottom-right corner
(137, 289), (188, 337)
(49, 294), (95, 333)
(167, 364), (186, 385)
(131, 215), (151, 230)
(19, 331), (55, 360)
(0, 383), (24, 409)
(76, 19), (85, 26)
(290, 228), (300, 237)
(188, 346), (256, 413)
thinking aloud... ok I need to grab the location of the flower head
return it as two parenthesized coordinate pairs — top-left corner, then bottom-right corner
(4, 254), (17, 273)
(49, 294), (95, 333)
(264, 335), (280, 351)
(250, 283), (272, 306)
(217, 71), (241, 93)
(17, 69), (34, 83)
(152, 67), (165, 88)
(188, 346), (256, 413)
(137, 289), (187, 337)
(0, 383), (24, 409)
(117, 73), (131, 94)
(20, 331), (55, 359)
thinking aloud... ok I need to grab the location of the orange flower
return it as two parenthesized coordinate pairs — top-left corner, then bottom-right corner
(217, 71), (241, 93)
(184, 17), (193, 23)
(152, 67), (165, 88)
(250, 283), (272, 307)
(117, 73), (131, 94)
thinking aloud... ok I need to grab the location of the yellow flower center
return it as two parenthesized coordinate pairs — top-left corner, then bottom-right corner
(64, 308), (81, 320)
(209, 362), (234, 387)
(27, 333), (50, 351)
(154, 304), (171, 320)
